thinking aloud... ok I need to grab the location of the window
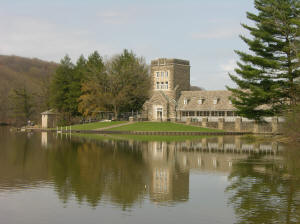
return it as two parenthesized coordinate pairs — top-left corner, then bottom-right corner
(218, 111), (225, 116)
(227, 111), (233, 116)
(213, 98), (219, 105)
(182, 111), (188, 117)
(198, 99), (204, 104)
(161, 71), (164, 78)
(189, 111), (195, 116)
(156, 82), (160, 89)
(165, 71), (168, 77)
(165, 82), (168, 89)
(184, 98), (188, 104)
(229, 100), (232, 105)
(161, 82), (164, 89)
(156, 72), (160, 78)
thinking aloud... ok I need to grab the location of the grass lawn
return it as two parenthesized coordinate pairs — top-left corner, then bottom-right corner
(62, 121), (127, 130)
(107, 122), (223, 132)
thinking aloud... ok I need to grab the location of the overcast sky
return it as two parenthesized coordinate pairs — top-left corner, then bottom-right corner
(0, 0), (255, 90)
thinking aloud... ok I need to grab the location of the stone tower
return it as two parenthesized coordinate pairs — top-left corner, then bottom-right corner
(143, 58), (190, 121)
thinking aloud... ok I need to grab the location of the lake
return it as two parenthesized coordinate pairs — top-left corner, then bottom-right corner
(0, 127), (300, 224)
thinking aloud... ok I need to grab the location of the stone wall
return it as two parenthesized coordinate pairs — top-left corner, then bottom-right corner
(185, 117), (283, 133)
(173, 64), (190, 99)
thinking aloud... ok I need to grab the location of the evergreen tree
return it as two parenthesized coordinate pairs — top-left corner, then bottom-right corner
(227, 0), (300, 120)
(78, 51), (108, 117)
(78, 50), (150, 118)
(68, 55), (87, 115)
(50, 55), (76, 122)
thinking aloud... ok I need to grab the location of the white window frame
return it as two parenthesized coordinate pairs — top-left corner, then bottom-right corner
(184, 99), (188, 105)
(213, 98), (219, 105)
(198, 99), (204, 104)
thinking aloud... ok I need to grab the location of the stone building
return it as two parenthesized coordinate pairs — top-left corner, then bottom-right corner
(41, 109), (57, 128)
(143, 58), (236, 121)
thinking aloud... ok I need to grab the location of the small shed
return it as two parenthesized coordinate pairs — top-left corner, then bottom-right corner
(41, 109), (57, 129)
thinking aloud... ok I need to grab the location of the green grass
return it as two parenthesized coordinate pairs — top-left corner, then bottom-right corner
(62, 121), (127, 130)
(108, 122), (223, 132)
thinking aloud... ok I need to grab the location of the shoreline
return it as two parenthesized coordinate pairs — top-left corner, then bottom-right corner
(25, 127), (275, 136)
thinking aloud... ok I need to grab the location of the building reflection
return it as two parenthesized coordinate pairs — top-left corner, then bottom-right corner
(0, 133), (286, 208)
(140, 136), (283, 204)
(41, 131), (48, 147)
(143, 142), (189, 203)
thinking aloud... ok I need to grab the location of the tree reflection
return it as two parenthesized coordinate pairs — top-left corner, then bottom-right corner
(49, 139), (190, 208)
(49, 139), (147, 209)
(226, 147), (300, 224)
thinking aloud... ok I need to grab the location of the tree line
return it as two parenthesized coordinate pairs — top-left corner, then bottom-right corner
(7, 50), (150, 126)
(50, 49), (150, 124)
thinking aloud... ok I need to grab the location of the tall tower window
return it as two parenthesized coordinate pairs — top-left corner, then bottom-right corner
(165, 71), (168, 78)
(156, 82), (160, 89)
(161, 71), (165, 78)
(156, 72), (160, 77)
(161, 82), (164, 89)
(165, 82), (168, 89)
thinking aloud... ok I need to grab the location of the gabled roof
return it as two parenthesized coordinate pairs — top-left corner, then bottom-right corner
(146, 90), (177, 106)
(178, 90), (236, 111)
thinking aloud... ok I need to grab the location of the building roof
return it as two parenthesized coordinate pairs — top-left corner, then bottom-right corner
(151, 58), (190, 66)
(41, 109), (57, 115)
(178, 90), (236, 111)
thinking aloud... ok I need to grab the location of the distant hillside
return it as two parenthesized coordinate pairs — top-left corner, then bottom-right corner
(0, 55), (58, 124)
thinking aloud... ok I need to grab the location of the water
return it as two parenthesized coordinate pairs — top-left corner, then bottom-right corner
(0, 127), (300, 224)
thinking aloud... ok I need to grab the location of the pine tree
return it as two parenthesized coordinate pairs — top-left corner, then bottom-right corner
(78, 51), (108, 117)
(227, 0), (300, 120)
(68, 55), (87, 115)
(50, 55), (76, 122)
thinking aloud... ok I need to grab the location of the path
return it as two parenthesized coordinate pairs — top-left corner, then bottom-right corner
(93, 122), (134, 131)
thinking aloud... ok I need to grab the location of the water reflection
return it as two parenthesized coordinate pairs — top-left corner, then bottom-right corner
(226, 147), (300, 224)
(0, 128), (300, 223)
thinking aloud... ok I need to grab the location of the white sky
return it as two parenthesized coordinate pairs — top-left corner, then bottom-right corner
(0, 0), (256, 90)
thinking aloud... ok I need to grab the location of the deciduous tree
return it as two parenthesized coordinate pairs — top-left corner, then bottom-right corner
(9, 87), (34, 125)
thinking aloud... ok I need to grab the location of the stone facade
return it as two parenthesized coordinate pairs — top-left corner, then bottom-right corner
(143, 58), (238, 121)
(143, 58), (190, 121)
